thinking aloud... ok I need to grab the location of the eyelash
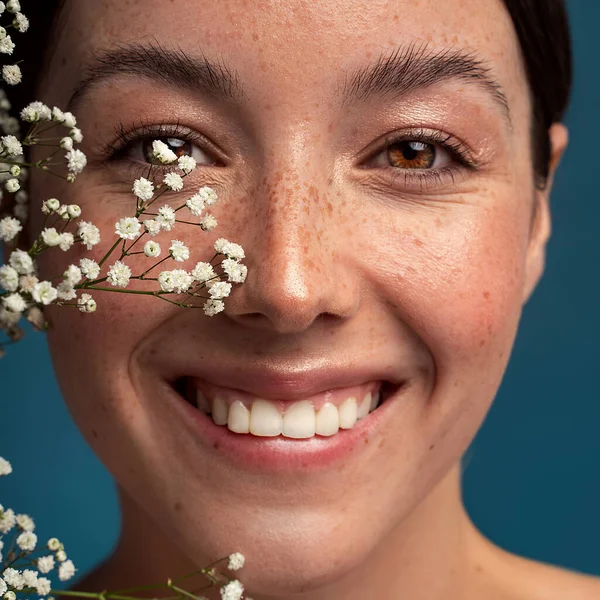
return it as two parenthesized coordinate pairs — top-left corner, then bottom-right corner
(102, 120), (477, 189)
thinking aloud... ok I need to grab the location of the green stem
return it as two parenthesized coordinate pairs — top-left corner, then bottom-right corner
(97, 238), (123, 268)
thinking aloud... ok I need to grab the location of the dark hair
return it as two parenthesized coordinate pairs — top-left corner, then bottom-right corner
(8, 0), (572, 190)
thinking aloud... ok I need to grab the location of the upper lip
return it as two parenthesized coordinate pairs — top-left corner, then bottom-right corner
(172, 362), (408, 401)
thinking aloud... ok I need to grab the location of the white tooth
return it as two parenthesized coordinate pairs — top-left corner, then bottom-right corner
(370, 390), (380, 412)
(338, 396), (358, 429)
(315, 402), (339, 436)
(196, 389), (211, 414)
(282, 400), (316, 438)
(227, 400), (250, 433)
(212, 396), (229, 426)
(250, 400), (283, 436)
(357, 392), (371, 420)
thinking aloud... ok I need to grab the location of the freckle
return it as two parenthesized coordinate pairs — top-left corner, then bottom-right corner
(479, 339), (485, 347)
(429, 444), (435, 450)
(91, 428), (99, 439)
(483, 291), (490, 300)
(252, 33), (259, 41)
(413, 238), (424, 247)
(212, 441), (220, 450)
(174, 501), (182, 512)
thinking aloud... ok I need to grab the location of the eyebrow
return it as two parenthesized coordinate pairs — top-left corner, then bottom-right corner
(339, 42), (511, 126)
(66, 40), (511, 127)
(66, 40), (246, 113)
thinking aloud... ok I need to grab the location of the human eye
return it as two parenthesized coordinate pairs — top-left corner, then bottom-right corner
(360, 127), (479, 191)
(100, 119), (225, 180)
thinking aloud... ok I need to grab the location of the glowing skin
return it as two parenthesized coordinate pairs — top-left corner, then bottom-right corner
(24, 0), (599, 599)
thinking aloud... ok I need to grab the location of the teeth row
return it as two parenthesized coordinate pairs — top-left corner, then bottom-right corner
(197, 391), (382, 438)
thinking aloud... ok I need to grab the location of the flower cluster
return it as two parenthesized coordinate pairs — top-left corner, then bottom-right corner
(1, 456), (248, 600)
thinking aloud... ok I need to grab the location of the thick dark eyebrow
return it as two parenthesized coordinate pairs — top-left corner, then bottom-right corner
(66, 40), (246, 113)
(338, 42), (511, 127)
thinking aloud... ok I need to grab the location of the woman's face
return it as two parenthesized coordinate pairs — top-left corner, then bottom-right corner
(31, 0), (560, 593)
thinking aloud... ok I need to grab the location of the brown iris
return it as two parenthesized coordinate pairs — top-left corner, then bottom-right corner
(387, 141), (436, 169)
(143, 137), (191, 164)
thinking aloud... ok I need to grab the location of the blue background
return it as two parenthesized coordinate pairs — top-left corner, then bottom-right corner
(1, 0), (599, 587)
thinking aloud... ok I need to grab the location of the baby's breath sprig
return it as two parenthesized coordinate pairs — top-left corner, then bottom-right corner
(0, 2), (248, 357)
(0, 456), (249, 600)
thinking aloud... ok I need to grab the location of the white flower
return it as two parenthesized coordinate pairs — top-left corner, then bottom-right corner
(208, 281), (232, 299)
(21, 570), (37, 588)
(203, 298), (225, 316)
(77, 221), (101, 249)
(163, 172), (183, 191)
(0, 579), (5, 597)
(42, 198), (60, 214)
(152, 140), (177, 164)
(2, 567), (22, 589)
(227, 552), (245, 571)
(143, 240), (161, 257)
(20, 101), (51, 122)
(9, 249), (33, 274)
(16, 531), (37, 552)
(0, 306), (20, 327)
(191, 261), (216, 283)
(35, 577), (51, 596)
(214, 238), (245, 260)
(77, 293), (97, 313)
(157, 269), (193, 293)
(69, 127), (83, 143)
(2, 64), (21, 85)
(221, 258), (248, 284)
(0, 456), (12, 475)
(4, 177), (19, 192)
(115, 216), (141, 240)
(178, 155), (196, 174)
(199, 186), (218, 205)
(32, 281), (58, 305)
(63, 265), (82, 285)
(55, 549), (67, 562)
(107, 260), (131, 288)
(1, 134), (21, 156)
(156, 205), (176, 231)
(185, 193), (205, 216)
(15, 513), (34, 531)
(0, 507), (16, 533)
(133, 177), (154, 201)
(2, 292), (26, 313)
(4, 591), (16, 600)
(220, 579), (244, 600)
(19, 274), (39, 294)
(79, 258), (100, 280)
(47, 538), (61, 551)
(10, 164), (20, 177)
(0, 35), (14, 55)
(199, 214), (217, 231)
(59, 232), (75, 251)
(41, 227), (61, 246)
(37, 555), (55, 574)
(6, 1), (20, 13)
(60, 136), (73, 150)
(65, 149), (87, 174)
(0, 264), (18, 291)
(57, 559), (76, 582)
(13, 13), (29, 33)
(143, 219), (161, 236)
(169, 239), (189, 262)
(67, 204), (81, 218)
(62, 111), (77, 128)
(0, 216), (21, 241)
(57, 282), (77, 301)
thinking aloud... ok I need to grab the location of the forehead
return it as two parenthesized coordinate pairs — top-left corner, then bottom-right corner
(47, 0), (527, 114)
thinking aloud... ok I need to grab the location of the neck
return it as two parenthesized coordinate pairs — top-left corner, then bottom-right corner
(71, 464), (501, 600)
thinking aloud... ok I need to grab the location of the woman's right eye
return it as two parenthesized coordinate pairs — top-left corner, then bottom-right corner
(119, 135), (219, 168)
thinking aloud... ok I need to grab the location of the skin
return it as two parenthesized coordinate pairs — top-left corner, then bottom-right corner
(19, 0), (600, 598)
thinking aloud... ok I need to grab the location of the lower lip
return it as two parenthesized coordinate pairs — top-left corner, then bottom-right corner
(166, 381), (404, 472)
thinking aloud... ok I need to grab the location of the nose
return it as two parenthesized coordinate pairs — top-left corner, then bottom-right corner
(224, 168), (359, 334)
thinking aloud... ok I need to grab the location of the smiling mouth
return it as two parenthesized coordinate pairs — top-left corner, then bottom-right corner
(172, 377), (400, 439)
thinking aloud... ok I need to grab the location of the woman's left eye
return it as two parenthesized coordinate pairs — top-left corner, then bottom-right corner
(369, 140), (450, 170)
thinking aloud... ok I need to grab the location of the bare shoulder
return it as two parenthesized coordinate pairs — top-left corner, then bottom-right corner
(466, 524), (600, 600)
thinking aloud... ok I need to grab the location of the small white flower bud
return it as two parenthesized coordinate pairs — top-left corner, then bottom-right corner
(4, 177), (19, 192)
(59, 136), (73, 151)
(9, 164), (20, 176)
(66, 204), (81, 218)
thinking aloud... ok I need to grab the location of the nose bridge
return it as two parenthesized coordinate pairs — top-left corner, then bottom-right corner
(227, 126), (357, 333)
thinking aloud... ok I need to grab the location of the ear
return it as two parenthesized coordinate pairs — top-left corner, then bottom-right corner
(522, 123), (569, 305)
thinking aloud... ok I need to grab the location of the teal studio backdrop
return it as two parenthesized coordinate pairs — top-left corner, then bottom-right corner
(1, 0), (599, 587)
